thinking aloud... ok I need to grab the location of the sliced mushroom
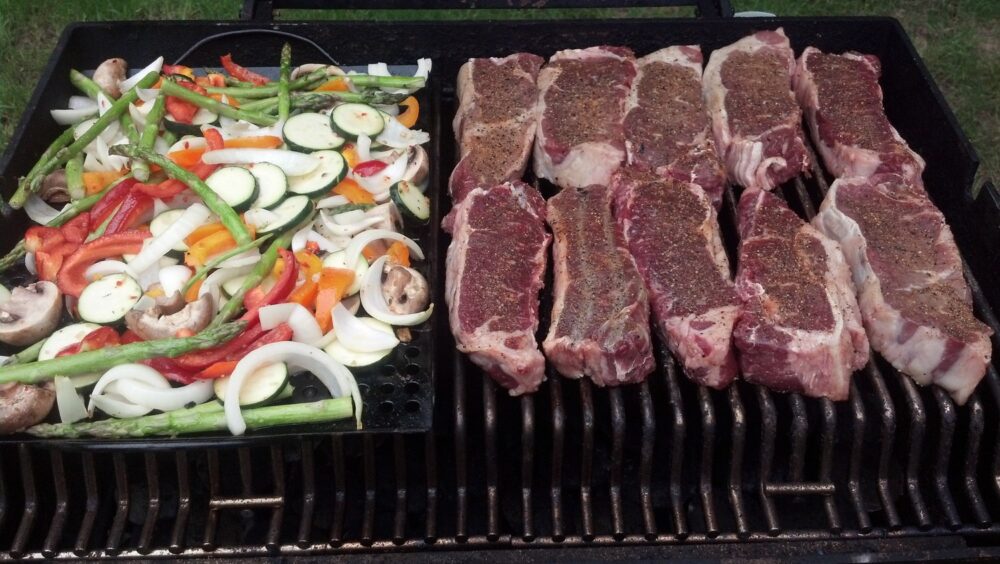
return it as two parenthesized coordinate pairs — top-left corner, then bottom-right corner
(146, 284), (186, 315)
(0, 282), (63, 346)
(124, 294), (213, 341)
(0, 382), (54, 434)
(381, 265), (429, 315)
(93, 58), (127, 98)
(290, 63), (345, 81)
(39, 169), (70, 204)
(402, 145), (429, 188)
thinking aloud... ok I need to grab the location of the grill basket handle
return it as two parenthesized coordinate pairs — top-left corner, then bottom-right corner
(240, 0), (735, 21)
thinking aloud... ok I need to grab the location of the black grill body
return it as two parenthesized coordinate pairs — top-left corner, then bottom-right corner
(0, 17), (999, 560)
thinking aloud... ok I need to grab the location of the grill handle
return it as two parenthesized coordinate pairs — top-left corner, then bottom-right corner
(240, 0), (735, 21)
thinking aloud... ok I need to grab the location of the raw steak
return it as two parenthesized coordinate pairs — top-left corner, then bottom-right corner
(445, 181), (551, 395)
(612, 168), (739, 389)
(448, 53), (544, 227)
(703, 28), (810, 191)
(794, 47), (925, 181)
(623, 46), (727, 207)
(544, 184), (654, 386)
(813, 174), (992, 404)
(735, 189), (869, 401)
(534, 46), (636, 189)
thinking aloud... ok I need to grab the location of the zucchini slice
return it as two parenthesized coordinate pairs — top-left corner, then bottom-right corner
(331, 103), (384, 140)
(205, 166), (260, 213)
(247, 162), (288, 210)
(390, 180), (431, 223)
(164, 108), (218, 136)
(214, 363), (289, 407)
(256, 195), (314, 234)
(149, 209), (190, 253)
(283, 112), (345, 152)
(77, 274), (143, 324)
(287, 150), (347, 197)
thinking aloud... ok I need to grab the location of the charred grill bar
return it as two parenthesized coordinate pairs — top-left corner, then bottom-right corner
(0, 8), (999, 561)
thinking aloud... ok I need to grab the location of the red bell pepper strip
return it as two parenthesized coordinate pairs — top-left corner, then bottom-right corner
(143, 357), (198, 385)
(105, 191), (154, 235)
(242, 249), (298, 322)
(55, 326), (121, 357)
(120, 330), (144, 345)
(220, 53), (270, 85)
(57, 230), (149, 297)
(165, 80), (209, 124)
(89, 178), (137, 226)
(60, 213), (91, 244)
(192, 323), (294, 379)
(25, 227), (64, 253)
(35, 241), (80, 282)
(203, 128), (225, 151)
(172, 322), (267, 370)
(353, 159), (389, 177)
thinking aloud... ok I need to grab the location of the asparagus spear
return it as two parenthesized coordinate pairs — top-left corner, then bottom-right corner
(210, 230), (294, 327)
(131, 95), (166, 182)
(11, 72), (160, 208)
(65, 155), (85, 201)
(159, 80), (278, 126)
(0, 176), (126, 274)
(181, 234), (272, 295)
(26, 398), (353, 438)
(240, 90), (410, 114)
(0, 322), (245, 385)
(110, 145), (252, 246)
(278, 43), (292, 122)
(206, 67), (328, 99)
(2, 339), (45, 367)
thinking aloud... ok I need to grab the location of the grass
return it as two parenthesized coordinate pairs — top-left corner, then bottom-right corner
(0, 0), (996, 185)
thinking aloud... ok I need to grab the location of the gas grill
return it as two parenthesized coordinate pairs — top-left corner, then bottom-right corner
(1, 1), (999, 560)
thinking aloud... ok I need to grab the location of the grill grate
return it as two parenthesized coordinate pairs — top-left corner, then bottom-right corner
(1, 17), (1000, 561)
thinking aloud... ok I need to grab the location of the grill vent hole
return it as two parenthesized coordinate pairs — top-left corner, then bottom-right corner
(378, 400), (395, 413)
(404, 400), (421, 413)
(404, 381), (421, 395)
(380, 383), (395, 395)
(405, 364), (420, 376)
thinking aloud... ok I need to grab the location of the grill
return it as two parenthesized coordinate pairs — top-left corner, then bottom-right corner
(1, 2), (1000, 560)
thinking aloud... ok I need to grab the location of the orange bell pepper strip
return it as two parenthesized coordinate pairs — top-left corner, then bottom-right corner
(397, 96), (420, 128)
(313, 77), (349, 92)
(314, 268), (355, 333)
(184, 279), (203, 303)
(185, 223), (227, 246)
(340, 144), (359, 170)
(332, 178), (375, 204)
(168, 136), (283, 168)
(385, 241), (411, 267)
(362, 242), (388, 263)
(195, 360), (239, 379)
(287, 251), (323, 309)
(82, 170), (127, 195)
(185, 225), (256, 267)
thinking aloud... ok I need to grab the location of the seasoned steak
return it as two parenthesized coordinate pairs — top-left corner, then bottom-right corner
(612, 168), (738, 389)
(735, 189), (869, 401)
(813, 174), (992, 404)
(793, 46), (925, 181)
(624, 46), (727, 207)
(703, 28), (810, 191)
(445, 181), (551, 395)
(543, 184), (654, 386)
(534, 46), (636, 189)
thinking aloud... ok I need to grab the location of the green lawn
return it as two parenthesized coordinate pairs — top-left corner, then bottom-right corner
(0, 0), (996, 185)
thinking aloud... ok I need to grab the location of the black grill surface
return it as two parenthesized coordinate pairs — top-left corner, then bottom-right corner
(0, 16), (998, 561)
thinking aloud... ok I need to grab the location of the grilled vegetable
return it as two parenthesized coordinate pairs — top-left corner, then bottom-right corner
(205, 166), (260, 213)
(283, 112), (345, 152)
(77, 273), (142, 324)
(287, 150), (347, 197)
(248, 163), (288, 209)
(331, 103), (384, 140)
(390, 180), (430, 222)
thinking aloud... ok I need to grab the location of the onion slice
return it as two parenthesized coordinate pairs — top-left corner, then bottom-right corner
(360, 256), (434, 326)
(353, 150), (407, 194)
(375, 117), (429, 149)
(292, 225), (343, 253)
(259, 303), (324, 345)
(68, 95), (97, 110)
(24, 195), (66, 225)
(120, 56), (164, 92)
(201, 265), (254, 312)
(89, 363), (171, 413)
(202, 149), (319, 176)
(51, 107), (98, 125)
(319, 210), (383, 237)
(316, 195), (350, 209)
(332, 302), (399, 352)
(90, 393), (151, 419)
(343, 229), (424, 270)
(114, 378), (214, 412)
(159, 264), (193, 297)
(224, 341), (362, 434)
(126, 203), (210, 274)
(55, 376), (88, 424)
